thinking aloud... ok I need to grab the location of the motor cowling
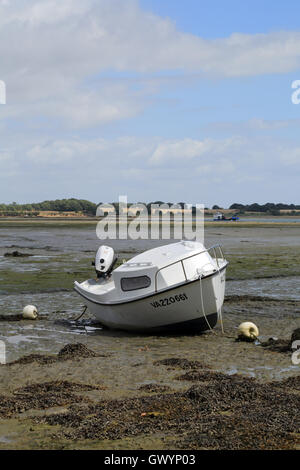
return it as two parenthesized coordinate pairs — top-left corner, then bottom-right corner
(94, 245), (115, 278)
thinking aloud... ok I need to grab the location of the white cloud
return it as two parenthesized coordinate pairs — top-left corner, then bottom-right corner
(19, 134), (300, 174)
(25, 136), (157, 165)
(149, 136), (247, 166)
(280, 146), (300, 165)
(205, 118), (299, 133)
(0, 149), (12, 161)
(1, 132), (299, 203)
(1, 0), (300, 128)
(42, 86), (144, 128)
(1, 1), (300, 205)
(150, 138), (211, 164)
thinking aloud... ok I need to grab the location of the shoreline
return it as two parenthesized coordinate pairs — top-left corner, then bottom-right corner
(1, 217), (300, 228)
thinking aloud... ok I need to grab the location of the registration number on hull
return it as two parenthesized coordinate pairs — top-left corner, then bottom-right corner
(150, 293), (188, 309)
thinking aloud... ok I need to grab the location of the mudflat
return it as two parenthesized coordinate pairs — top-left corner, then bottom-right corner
(0, 222), (299, 449)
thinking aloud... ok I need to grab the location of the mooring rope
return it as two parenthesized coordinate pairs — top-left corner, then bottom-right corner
(218, 305), (225, 334)
(198, 262), (225, 334)
(198, 273), (216, 333)
(216, 264), (225, 334)
(74, 305), (87, 322)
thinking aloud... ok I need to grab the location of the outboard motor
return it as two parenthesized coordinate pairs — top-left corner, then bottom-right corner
(94, 245), (117, 279)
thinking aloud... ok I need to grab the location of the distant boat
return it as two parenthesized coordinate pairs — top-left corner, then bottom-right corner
(74, 241), (228, 332)
(213, 212), (225, 221)
(213, 212), (239, 221)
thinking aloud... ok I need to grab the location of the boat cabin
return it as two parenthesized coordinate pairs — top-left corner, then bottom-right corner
(75, 241), (225, 304)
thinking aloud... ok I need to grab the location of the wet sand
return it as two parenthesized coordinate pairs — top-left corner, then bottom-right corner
(0, 294), (299, 449)
(0, 223), (299, 449)
(0, 329), (299, 450)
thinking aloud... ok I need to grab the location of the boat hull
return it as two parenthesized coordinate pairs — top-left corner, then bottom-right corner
(75, 268), (226, 332)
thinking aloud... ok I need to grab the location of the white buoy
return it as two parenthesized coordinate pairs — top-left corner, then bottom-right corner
(22, 305), (38, 320)
(237, 321), (259, 341)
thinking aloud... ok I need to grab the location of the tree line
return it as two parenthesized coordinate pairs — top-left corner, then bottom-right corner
(0, 199), (97, 216)
(228, 202), (300, 215)
(0, 199), (299, 217)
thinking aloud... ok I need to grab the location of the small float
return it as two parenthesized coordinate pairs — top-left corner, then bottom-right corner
(74, 241), (228, 332)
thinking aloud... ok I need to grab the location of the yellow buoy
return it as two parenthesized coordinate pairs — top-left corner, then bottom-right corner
(237, 321), (259, 342)
(22, 305), (38, 320)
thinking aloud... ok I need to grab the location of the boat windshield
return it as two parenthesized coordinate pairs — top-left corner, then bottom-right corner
(121, 276), (151, 292)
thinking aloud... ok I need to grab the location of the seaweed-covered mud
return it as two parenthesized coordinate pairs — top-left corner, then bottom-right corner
(5, 343), (108, 366)
(0, 294), (299, 449)
(0, 344), (299, 450)
(0, 224), (300, 449)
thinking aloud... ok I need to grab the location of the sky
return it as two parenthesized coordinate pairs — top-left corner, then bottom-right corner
(0, 0), (300, 208)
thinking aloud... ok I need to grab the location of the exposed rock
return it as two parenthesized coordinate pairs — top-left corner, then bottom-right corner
(4, 251), (32, 257)
(261, 328), (300, 353)
(138, 383), (171, 393)
(153, 357), (209, 370)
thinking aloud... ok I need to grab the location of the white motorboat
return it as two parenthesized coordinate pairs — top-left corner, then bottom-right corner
(74, 241), (228, 332)
(213, 212), (225, 221)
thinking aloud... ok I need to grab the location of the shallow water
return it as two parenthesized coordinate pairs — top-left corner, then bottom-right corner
(0, 224), (300, 382)
(227, 276), (300, 300)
